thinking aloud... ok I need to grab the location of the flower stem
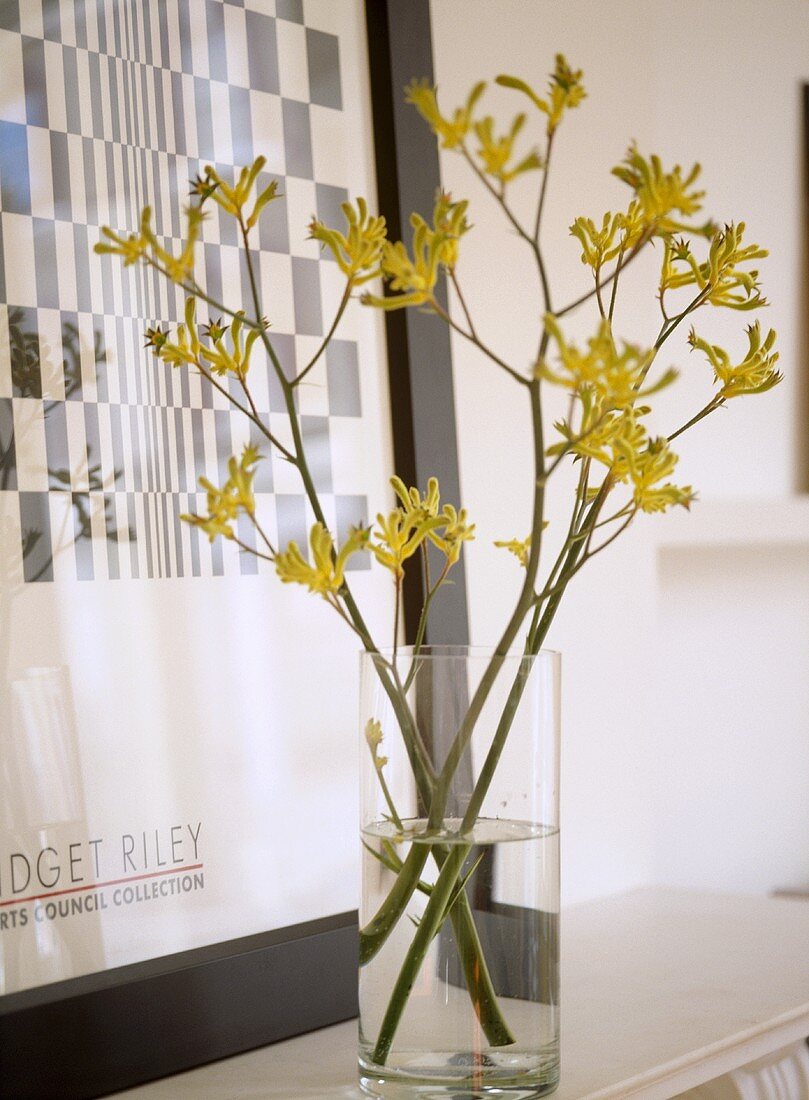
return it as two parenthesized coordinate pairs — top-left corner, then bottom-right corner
(360, 844), (431, 964)
(426, 379), (545, 833)
(292, 280), (353, 386)
(371, 844), (470, 1066)
(368, 375), (546, 1063)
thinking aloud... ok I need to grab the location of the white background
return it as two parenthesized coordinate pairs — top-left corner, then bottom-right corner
(430, 0), (809, 905)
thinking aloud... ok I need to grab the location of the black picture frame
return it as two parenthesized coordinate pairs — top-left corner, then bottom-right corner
(0, 2), (468, 1096)
(0, 912), (357, 1100)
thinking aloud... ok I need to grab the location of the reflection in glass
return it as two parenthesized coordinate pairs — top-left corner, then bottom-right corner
(1, 668), (106, 993)
(2, 310), (130, 583)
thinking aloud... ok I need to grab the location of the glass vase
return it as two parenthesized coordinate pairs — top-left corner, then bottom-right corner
(358, 646), (561, 1099)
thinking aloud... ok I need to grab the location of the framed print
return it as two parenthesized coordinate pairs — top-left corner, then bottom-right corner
(0, 0), (467, 1096)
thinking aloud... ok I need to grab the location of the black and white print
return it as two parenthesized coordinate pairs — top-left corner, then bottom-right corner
(0, 0), (369, 583)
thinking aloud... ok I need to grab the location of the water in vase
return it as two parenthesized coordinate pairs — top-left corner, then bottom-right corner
(359, 817), (560, 1099)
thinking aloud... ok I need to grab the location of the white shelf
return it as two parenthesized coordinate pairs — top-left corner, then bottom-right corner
(116, 888), (809, 1100)
(656, 496), (809, 549)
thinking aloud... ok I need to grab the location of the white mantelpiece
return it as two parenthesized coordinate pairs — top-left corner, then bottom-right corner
(116, 888), (809, 1099)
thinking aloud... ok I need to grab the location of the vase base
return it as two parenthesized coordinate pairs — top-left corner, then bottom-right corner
(359, 1052), (559, 1099)
(360, 1083), (557, 1100)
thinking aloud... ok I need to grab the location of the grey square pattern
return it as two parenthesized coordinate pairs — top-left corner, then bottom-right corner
(0, 0), (368, 582)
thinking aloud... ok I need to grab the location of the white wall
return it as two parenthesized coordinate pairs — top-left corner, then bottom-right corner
(429, 0), (809, 903)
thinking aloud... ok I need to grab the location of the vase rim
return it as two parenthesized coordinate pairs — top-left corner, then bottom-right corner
(362, 644), (560, 660)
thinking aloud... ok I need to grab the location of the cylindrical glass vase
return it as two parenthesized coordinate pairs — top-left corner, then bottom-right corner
(358, 646), (561, 1099)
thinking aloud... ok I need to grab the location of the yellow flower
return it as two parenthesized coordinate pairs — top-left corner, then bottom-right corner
(308, 198), (387, 285)
(660, 223), (768, 311)
(362, 193), (470, 311)
(144, 298), (202, 368)
(199, 310), (262, 378)
(98, 206), (203, 284)
(365, 717), (383, 752)
(203, 157), (275, 225)
(181, 444), (263, 542)
(494, 535), (532, 568)
(143, 205), (204, 283)
(390, 475), (441, 521)
(275, 523), (370, 595)
(473, 114), (542, 185)
(688, 323), (781, 398)
(495, 55), (586, 137)
(370, 509), (444, 579)
(405, 79), (486, 149)
(537, 316), (677, 411)
(364, 719), (388, 770)
(550, 401), (692, 513)
(94, 225), (149, 266)
(247, 178), (281, 230)
(189, 171), (220, 203)
(617, 436), (694, 514)
(149, 298), (267, 378)
(370, 477), (474, 576)
(430, 504), (475, 565)
(144, 325), (170, 352)
(612, 146), (713, 238)
(432, 192), (470, 270)
(555, 404), (647, 467)
(570, 202), (645, 270)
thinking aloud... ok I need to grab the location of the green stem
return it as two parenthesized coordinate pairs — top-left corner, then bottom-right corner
(237, 219), (385, 673)
(460, 479), (616, 852)
(371, 845), (470, 1066)
(402, 559), (451, 695)
(594, 262), (607, 319)
(370, 375), (546, 1062)
(608, 245), (627, 323)
(532, 131), (555, 313)
(359, 681), (514, 1048)
(237, 231), (445, 856)
(292, 281), (353, 386)
(430, 296), (528, 386)
(654, 287), (710, 351)
(459, 661), (533, 831)
(432, 843), (513, 1042)
(448, 269), (478, 339)
(555, 233), (652, 319)
(393, 575), (401, 657)
(231, 535), (273, 562)
(426, 378), (545, 832)
(376, 765), (404, 832)
(668, 395), (724, 444)
(363, 840), (433, 896)
(360, 844), (432, 964)
(461, 145), (535, 252)
(250, 513), (276, 556)
(359, 830), (513, 1059)
(193, 359), (296, 463)
(531, 479), (613, 648)
(360, 671), (516, 1046)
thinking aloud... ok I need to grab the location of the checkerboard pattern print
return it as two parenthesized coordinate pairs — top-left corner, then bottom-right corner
(0, 0), (370, 582)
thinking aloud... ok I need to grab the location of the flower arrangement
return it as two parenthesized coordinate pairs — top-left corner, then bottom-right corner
(97, 53), (779, 1092)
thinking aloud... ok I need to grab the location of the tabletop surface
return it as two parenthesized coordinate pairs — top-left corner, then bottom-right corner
(115, 887), (809, 1100)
